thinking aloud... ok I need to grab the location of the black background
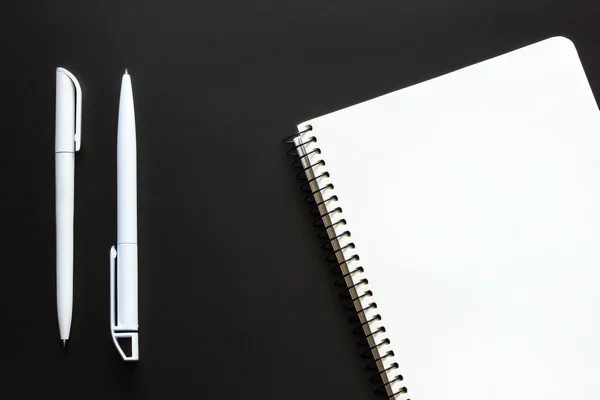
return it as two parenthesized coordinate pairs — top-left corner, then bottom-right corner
(2, 1), (599, 399)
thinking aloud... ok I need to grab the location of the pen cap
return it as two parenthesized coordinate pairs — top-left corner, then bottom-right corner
(55, 68), (82, 153)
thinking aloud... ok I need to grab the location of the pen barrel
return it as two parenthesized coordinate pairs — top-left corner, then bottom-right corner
(55, 69), (76, 152)
(55, 152), (74, 338)
(117, 73), (137, 244)
(116, 243), (138, 329)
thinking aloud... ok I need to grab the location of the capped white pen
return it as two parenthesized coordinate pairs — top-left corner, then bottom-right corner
(55, 67), (82, 347)
(110, 69), (139, 361)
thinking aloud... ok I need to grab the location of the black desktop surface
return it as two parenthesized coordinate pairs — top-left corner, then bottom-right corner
(2, 1), (599, 398)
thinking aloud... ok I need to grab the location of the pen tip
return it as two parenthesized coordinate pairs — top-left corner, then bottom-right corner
(62, 339), (67, 348)
(124, 68), (128, 74)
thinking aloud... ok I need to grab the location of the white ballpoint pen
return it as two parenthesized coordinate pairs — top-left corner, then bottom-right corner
(55, 67), (82, 347)
(110, 69), (139, 361)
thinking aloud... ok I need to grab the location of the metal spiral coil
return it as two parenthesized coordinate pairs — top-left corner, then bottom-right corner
(285, 127), (408, 399)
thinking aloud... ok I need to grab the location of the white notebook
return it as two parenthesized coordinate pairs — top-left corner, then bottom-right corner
(290, 37), (600, 399)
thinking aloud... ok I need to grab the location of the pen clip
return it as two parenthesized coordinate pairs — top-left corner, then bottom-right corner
(110, 246), (139, 361)
(110, 246), (117, 333)
(56, 67), (82, 151)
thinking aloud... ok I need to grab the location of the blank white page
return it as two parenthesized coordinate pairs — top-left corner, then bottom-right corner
(296, 37), (600, 399)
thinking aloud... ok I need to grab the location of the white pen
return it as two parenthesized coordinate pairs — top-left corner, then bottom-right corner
(55, 67), (82, 347)
(110, 69), (139, 361)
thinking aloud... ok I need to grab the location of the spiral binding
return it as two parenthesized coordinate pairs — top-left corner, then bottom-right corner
(285, 126), (408, 399)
